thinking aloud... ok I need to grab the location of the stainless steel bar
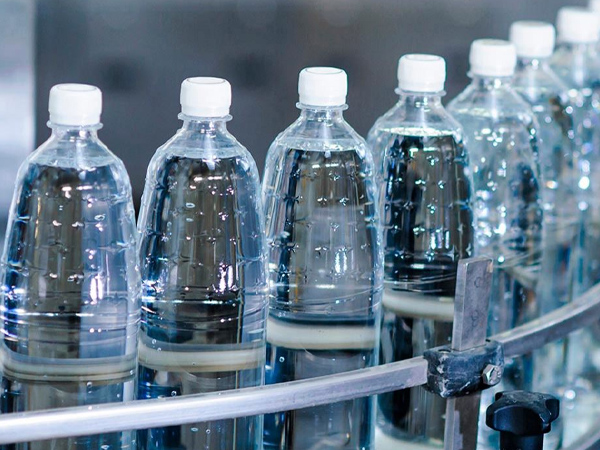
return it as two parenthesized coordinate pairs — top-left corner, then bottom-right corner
(0, 356), (427, 444)
(450, 257), (493, 351)
(444, 257), (493, 450)
(492, 282), (600, 358)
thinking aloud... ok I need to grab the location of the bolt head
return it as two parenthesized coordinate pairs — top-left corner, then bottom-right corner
(482, 364), (501, 386)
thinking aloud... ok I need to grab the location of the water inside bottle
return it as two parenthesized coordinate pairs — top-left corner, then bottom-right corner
(137, 153), (267, 450)
(263, 146), (382, 450)
(374, 132), (472, 448)
(1, 159), (139, 450)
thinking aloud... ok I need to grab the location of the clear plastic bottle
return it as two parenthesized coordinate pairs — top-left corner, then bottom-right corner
(262, 67), (383, 450)
(136, 78), (268, 450)
(447, 40), (543, 450)
(550, 7), (600, 296)
(367, 55), (473, 449)
(0, 84), (140, 449)
(549, 7), (600, 445)
(510, 21), (579, 450)
(511, 22), (578, 235)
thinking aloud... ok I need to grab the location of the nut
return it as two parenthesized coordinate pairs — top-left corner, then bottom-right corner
(482, 364), (501, 386)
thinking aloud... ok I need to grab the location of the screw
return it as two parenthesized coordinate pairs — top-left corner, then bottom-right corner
(482, 364), (502, 386)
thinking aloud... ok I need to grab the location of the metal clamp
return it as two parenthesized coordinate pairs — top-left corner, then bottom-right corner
(423, 340), (504, 398)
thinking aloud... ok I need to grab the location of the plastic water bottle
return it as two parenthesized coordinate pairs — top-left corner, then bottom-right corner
(510, 21), (577, 312)
(136, 78), (268, 450)
(0, 84), (140, 449)
(447, 40), (543, 450)
(550, 7), (600, 295)
(262, 67), (383, 450)
(510, 21), (579, 450)
(549, 7), (600, 444)
(367, 55), (474, 449)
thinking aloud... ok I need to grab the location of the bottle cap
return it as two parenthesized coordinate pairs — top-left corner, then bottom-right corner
(556, 7), (599, 44)
(397, 54), (446, 92)
(48, 84), (102, 126)
(180, 77), (232, 117)
(469, 39), (517, 77)
(510, 21), (556, 58)
(298, 67), (348, 107)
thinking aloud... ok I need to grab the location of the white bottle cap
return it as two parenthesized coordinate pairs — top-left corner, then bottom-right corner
(298, 67), (348, 107)
(469, 39), (517, 77)
(397, 54), (446, 92)
(180, 77), (232, 117)
(509, 21), (556, 59)
(556, 7), (599, 44)
(48, 84), (102, 126)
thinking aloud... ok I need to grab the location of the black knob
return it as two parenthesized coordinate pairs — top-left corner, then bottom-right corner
(486, 390), (559, 450)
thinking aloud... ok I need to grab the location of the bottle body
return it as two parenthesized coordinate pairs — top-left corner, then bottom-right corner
(448, 78), (543, 450)
(551, 43), (600, 294)
(512, 57), (578, 450)
(136, 119), (267, 450)
(368, 94), (474, 447)
(549, 42), (600, 446)
(0, 126), (140, 449)
(262, 108), (383, 450)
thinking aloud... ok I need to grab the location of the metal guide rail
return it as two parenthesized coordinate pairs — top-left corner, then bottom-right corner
(1, 257), (600, 449)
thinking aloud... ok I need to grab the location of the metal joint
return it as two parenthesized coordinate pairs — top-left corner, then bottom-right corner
(423, 340), (504, 398)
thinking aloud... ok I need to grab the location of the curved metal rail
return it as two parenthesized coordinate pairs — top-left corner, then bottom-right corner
(0, 279), (599, 444)
(0, 358), (428, 443)
(495, 282), (600, 358)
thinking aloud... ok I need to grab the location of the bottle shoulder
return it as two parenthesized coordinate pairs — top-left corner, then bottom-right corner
(28, 134), (123, 169)
(512, 66), (569, 103)
(151, 129), (259, 173)
(550, 45), (600, 89)
(369, 102), (463, 138)
(19, 136), (133, 196)
(271, 115), (368, 153)
(448, 84), (537, 126)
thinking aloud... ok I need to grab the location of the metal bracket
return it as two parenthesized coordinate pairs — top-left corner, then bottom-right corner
(423, 340), (504, 398)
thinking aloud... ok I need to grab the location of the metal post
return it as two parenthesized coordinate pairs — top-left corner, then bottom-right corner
(444, 257), (493, 450)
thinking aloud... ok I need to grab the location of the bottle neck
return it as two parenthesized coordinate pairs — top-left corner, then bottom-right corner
(470, 74), (513, 90)
(48, 123), (101, 141)
(297, 104), (347, 122)
(516, 56), (551, 70)
(558, 41), (597, 53)
(396, 90), (444, 108)
(179, 114), (231, 135)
